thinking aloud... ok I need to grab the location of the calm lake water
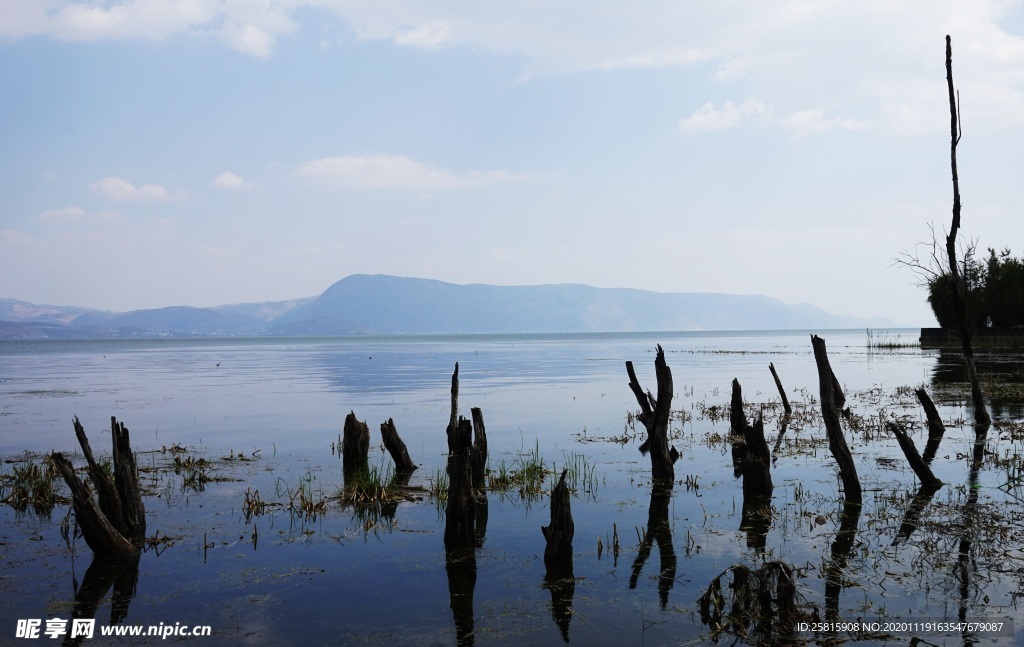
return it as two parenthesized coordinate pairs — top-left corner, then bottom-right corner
(2, 330), (1023, 645)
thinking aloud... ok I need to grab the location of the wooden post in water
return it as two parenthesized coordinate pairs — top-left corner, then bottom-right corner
(625, 345), (678, 487)
(542, 470), (574, 566)
(730, 380), (773, 496)
(915, 388), (946, 466)
(811, 335), (862, 504)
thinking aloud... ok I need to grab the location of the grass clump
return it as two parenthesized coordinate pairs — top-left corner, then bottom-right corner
(2, 458), (64, 514)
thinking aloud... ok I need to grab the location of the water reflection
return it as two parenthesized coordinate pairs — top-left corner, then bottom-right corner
(823, 501), (862, 624)
(892, 484), (941, 546)
(740, 494), (772, 552)
(930, 349), (1024, 420)
(698, 560), (810, 645)
(628, 488), (676, 610)
(445, 547), (477, 647)
(66, 556), (139, 646)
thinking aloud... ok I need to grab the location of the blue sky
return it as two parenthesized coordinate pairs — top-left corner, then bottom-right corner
(2, 2), (1024, 325)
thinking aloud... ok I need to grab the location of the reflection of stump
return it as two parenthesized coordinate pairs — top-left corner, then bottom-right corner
(380, 418), (416, 473)
(628, 487), (676, 609)
(64, 557), (140, 646)
(52, 417), (146, 560)
(542, 560), (575, 644)
(445, 547), (477, 647)
(342, 411), (370, 482)
(699, 560), (811, 645)
(893, 483), (941, 545)
(740, 493), (772, 551)
(824, 500), (861, 623)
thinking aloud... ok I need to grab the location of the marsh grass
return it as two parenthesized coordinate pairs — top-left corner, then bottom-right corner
(1, 456), (64, 514)
(276, 471), (328, 521)
(487, 440), (550, 501)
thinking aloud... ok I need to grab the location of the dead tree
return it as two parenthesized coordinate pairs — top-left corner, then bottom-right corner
(542, 470), (574, 566)
(811, 335), (862, 504)
(380, 418), (416, 473)
(944, 34), (990, 427)
(444, 363), (488, 549)
(730, 380), (773, 496)
(769, 362), (792, 415)
(51, 416), (146, 560)
(342, 411), (370, 481)
(625, 345), (679, 486)
(886, 421), (942, 489)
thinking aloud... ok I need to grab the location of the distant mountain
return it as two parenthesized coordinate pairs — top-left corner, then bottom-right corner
(0, 275), (898, 339)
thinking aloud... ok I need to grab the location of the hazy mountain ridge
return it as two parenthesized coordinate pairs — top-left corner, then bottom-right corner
(0, 275), (898, 339)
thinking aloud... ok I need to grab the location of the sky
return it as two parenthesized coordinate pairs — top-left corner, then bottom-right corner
(2, 2), (1024, 326)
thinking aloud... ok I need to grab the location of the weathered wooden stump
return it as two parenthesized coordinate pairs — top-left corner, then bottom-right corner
(470, 407), (487, 492)
(51, 416), (146, 561)
(542, 470), (574, 567)
(730, 380), (773, 496)
(811, 335), (861, 504)
(444, 363), (488, 549)
(380, 418), (416, 473)
(342, 411), (370, 481)
(626, 345), (678, 487)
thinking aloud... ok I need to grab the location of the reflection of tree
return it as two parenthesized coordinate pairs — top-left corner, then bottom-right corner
(628, 487), (676, 609)
(542, 561), (575, 644)
(446, 547), (477, 647)
(824, 501), (861, 623)
(892, 484), (941, 546)
(740, 494), (772, 552)
(958, 427), (988, 647)
(64, 556), (139, 646)
(698, 560), (812, 646)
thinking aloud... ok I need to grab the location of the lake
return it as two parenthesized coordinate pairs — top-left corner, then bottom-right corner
(2, 330), (1022, 645)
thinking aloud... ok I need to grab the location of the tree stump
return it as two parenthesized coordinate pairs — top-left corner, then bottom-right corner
(342, 411), (370, 481)
(445, 417), (476, 549)
(542, 470), (574, 567)
(730, 380), (773, 496)
(51, 416), (146, 560)
(470, 407), (488, 492)
(811, 335), (861, 504)
(625, 345), (678, 487)
(380, 418), (416, 473)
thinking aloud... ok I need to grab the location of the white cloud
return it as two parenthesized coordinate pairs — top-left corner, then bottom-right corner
(294, 155), (527, 190)
(212, 171), (257, 191)
(392, 21), (451, 50)
(679, 99), (772, 133)
(90, 176), (176, 201)
(218, 20), (274, 58)
(783, 109), (871, 135)
(35, 206), (86, 223)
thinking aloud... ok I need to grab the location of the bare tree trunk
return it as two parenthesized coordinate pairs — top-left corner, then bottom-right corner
(730, 380), (772, 496)
(111, 417), (145, 544)
(380, 418), (416, 473)
(768, 362), (792, 415)
(470, 407), (488, 492)
(915, 387), (947, 464)
(52, 453), (140, 560)
(944, 34), (990, 427)
(811, 335), (861, 503)
(625, 345), (678, 486)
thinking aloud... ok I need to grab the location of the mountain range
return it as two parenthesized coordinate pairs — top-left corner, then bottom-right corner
(0, 274), (898, 339)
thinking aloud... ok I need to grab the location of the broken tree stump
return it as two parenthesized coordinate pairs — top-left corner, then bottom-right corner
(470, 407), (488, 492)
(886, 420), (942, 489)
(342, 411), (370, 481)
(380, 418), (416, 473)
(445, 416), (476, 549)
(51, 416), (146, 560)
(730, 380), (773, 496)
(625, 345), (679, 486)
(811, 335), (862, 504)
(542, 470), (574, 567)
(768, 362), (792, 415)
